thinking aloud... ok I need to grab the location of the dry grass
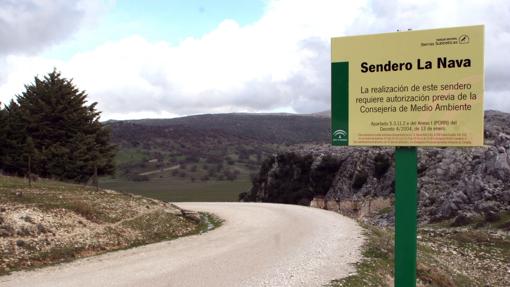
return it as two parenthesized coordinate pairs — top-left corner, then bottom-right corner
(0, 175), (212, 276)
(328, 221), (509, 287)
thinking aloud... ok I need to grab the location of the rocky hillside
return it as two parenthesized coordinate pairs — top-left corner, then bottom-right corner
(0, 175), (210, 275)
(243, 110), (510, 225)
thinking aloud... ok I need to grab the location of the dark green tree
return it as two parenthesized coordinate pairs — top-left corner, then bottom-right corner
(0, 103), (7, 170)
(24, 136), (35, 186)
(4, 69), (115, 182)
(0, 101), (26, 174)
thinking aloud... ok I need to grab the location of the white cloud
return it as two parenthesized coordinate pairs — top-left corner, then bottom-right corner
(0, 55), (63, 101)
(0, 0), (109, 55)
(1, 0), (509, 119)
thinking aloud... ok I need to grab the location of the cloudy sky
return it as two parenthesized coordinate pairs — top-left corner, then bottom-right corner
(0, 0), (509, 120)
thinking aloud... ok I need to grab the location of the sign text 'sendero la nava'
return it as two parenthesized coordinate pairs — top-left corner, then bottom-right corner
(331, 25), (484, 147)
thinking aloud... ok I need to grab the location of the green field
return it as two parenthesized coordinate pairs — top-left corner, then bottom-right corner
(115, 148), (148, 165)
(99, 177), (251, 202)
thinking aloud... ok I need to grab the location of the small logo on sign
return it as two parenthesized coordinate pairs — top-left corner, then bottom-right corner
(459, 34), (470, 44)
(333, 129), (347, 139)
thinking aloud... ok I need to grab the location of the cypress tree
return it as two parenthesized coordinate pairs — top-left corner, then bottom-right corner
(24, 136), (35, 186)
(5, 69), (116, 182)
(1, 101), (26, 174)
(0, 103), (7, 171)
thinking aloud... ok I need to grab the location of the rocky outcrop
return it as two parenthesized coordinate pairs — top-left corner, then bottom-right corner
(240, 152), (341, 205)
(243, 110), (510, 224)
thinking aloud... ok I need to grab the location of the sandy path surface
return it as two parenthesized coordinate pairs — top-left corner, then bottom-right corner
(0, 202), (364, 287)
(138, 164), (180, 176)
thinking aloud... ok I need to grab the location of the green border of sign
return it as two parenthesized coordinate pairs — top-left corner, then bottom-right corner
(331, 62), (349, 146)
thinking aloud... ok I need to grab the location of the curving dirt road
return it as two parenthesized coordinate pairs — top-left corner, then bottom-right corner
(0, 202), (364, 287)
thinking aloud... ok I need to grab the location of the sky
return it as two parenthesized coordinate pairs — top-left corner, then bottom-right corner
(0, 0), (509, 120)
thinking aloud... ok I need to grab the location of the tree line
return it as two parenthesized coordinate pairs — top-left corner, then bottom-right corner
(0, 70), (115, 182)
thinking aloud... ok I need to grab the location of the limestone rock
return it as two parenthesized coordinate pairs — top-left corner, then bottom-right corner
(246, 110), (510, 224)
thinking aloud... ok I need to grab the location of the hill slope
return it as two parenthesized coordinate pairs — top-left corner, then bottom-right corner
(115, 113), (329, 144)
(0, 176), (209, 275)
(102, 113), (330, 201)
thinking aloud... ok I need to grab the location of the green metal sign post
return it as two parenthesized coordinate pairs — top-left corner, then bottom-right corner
(395, 147), (417, 286)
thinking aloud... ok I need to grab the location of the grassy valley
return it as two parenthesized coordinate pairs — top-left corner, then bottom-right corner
(101, 113), (329, 201)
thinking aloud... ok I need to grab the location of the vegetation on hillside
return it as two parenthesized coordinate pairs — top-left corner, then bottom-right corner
(0, 70), (115, 182)
(0, 175), (210, 275)
(241, 152), (341, 204)
(108, 114), (329, 180)
(101, 114), (329, 201)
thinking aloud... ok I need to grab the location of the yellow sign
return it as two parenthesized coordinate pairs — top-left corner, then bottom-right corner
(331, 25), (484, 147)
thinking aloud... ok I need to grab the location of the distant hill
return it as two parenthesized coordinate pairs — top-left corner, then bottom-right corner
(103, 113), (330, 199)
(110, 113), (330, 145)
(307, 110), (330, 118)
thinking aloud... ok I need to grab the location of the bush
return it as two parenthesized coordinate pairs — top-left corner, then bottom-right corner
(374, 153), (391, 178)
(310, 155), (341, 196)
(352, 171), (368, 189)
(248, 152), (314, 204)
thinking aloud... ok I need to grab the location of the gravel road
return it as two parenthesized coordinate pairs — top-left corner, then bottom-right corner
(0, 202), (364, 287)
